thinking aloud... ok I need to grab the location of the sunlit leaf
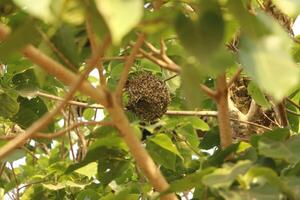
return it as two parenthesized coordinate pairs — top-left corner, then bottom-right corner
(95, 0), (143, 44)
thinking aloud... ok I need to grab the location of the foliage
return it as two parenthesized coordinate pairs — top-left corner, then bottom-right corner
(0, 0), (299, 199)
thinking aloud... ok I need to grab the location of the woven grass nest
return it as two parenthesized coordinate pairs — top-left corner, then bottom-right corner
(125, 71), (170, 122)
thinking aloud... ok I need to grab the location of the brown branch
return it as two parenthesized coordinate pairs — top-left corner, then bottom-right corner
(166, 110), (218, 116)
(115, 33), (146, 101)
(275, 100), (289, 128)
(215, 73), (233, 149)
(106, 101), (177, 200)
(200, 84), (218, 100)
(227, 67), (243, 88)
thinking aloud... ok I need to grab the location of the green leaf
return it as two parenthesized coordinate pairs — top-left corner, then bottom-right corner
(177, 124), (199, 148)
(147, 138), (180, 171)
(202, 160), (252, 188)
(184, 116), (209, 131)
(75, 162), (97, 179)
(149, 134), (182, 158)
(175, 0), (224, 61)
(161, 167), (215, 195)
(2, 149), (25, 162)
(12, 69), (39, 95)
(50, 25), (80, 70)
(0, 92), (19, 118)
(247, 81), (271, 108)
(239, 14), (300, 101)
(0, 19), (40, 62)
(95, 0), (143, 44)
(83, 108), (95, 121)
(250, 128), (289, 148)
(97, 149), (130, 186)
(181, 65), (205, 108)
(219, 185), (282, 200)
(76, 189), (101, 200)
(258, 135), (300, 164)
(13, 0), (55, 23)
(12, 97), (50, 130)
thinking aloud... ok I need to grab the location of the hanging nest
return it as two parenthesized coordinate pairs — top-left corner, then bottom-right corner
(125, 71), (170, 122)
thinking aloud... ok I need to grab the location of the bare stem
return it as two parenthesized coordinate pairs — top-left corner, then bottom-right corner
(115, 34), (146, 101)
(216, 73), (233, 149)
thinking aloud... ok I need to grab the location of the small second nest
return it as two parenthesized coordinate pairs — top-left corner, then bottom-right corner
(125, 72), (170, 122)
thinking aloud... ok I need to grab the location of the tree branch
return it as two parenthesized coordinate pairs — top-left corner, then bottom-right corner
(215, 73), (233, 149)
(115, 34), (146, 101)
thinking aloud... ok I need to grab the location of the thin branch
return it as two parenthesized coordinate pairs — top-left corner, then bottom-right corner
(36, 91), (104, 109)
(115, 33), (146, 101)
(215, 73), (233, 149)
(286, 109), (300, 116)
(276, 100), (289, 128)
(9, 163), (19, 200)
(103, 55), (143, 61)
(200, 84), (218, 100)
(166, 110), (218, 116)
(286, 98), (300, 110)
(227, 67), (243, 88)
(244, 100), (259, 121)
(0, 121), (113, 140)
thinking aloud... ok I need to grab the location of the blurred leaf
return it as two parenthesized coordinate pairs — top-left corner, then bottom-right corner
(13, 0), (55, 23)
(239, 14), (300, 101)
(95, 0), (143, 44)
(184, 116), (209, 131)
(202, 160), (252, 188)
(0, 19), (40, 62)
(247, 81), (271, 108)
(83, 108), (95, 120)
(181, 65), (205, 108)
(2, 149), (25, 162)
(51, 25), (80, 70)
(250, 128), (289, 148)
(175, 0), (224, 61)
(75, 162), (97, 179)
(97, 149), (130, 186)
(272, 0), (300, 17)
(219, 185), (281, 200)
(200, 127), (220, 150)
(0, 92), (19, 118)
(258, 135), (300, 164)
(76, 189), (101, 200)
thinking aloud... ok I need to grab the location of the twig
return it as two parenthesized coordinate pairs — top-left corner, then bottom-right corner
(36, 91), (104, 109)
(227, 67), (243, 88)
(200, 84), (218, 100)
(244, 100), (259, 121)
(286, 98), (300, 110)
(276, 100), (289, 128)
(115, 33), (146, 101)
(0, 121), (113, 140)
(286, 109), (300, 116)
(165, 110), (218, 116)
(9, 163), (19, 200)
(67, 106), (76, 161)
(164, 74), (178, 82)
